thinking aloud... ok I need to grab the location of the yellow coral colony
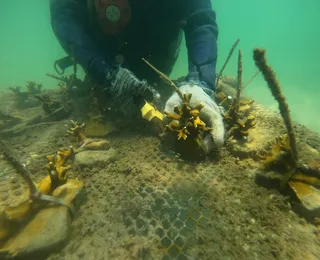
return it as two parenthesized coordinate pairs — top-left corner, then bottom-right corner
(67, 120), (110, 152)
(142, 57), (211, 159)
(164, 93), (211, 144)
(37, 146), (74, 195)
(0, 145), (79, 243)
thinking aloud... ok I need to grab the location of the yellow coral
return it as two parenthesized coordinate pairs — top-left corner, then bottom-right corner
(67, 120), (87, 144)
(38, 146), (74, 195)
(67, 120), (110, 152)
(0, 146), (78, 243)
(164, 93), (210, 141)
(177, 127), (190, 140)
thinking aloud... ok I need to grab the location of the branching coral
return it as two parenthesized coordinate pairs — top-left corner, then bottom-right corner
(164, 93), (211, 143)
(225, 114), (256, 140)
(38, 146), (74, 195)
(7, 86), (21, 95)
(46, 69), (92, 102)
(7, 81), (43, 108)
(67, 120), (110, 152)
(223, 49), (256, 141)
(34, 94), (65, 114)
(26, 81), (42, 95)
(8, 81), (42, 96)
(142, 58), (211, 160)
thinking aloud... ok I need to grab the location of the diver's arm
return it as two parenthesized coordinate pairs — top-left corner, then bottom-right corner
(49, 0), (111, 83)
(184, 0), (218, 91)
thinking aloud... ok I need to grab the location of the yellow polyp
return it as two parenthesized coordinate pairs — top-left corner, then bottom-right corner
(178, 128), (190, 140)
(37, 175), (53, 195)
(48, 147), (73, 180)
(190, 109), (200, 117)
(46, 155), (55, 162)
(56, 147), (74, 166)
(192, 116), (206, 129)
(164, 111), (181, 120)
(67, 120), (87, 143)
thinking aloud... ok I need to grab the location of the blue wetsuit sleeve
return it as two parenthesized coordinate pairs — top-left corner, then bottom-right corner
(184, 0), (218, 90)
(49, 0), (111, 83)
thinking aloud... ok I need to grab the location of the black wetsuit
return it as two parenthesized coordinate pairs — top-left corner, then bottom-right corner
(50, 0), (218, 90)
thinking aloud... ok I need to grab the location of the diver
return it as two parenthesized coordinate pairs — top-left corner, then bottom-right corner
(49, 0), (225, 153)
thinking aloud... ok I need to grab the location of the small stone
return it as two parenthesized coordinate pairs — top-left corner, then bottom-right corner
(289, 181), (320, 218)
(0, 206), (71, 258)
(74, 148), (118, 167)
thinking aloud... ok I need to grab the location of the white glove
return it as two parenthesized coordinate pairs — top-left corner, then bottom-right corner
(164, 83), (225, 153)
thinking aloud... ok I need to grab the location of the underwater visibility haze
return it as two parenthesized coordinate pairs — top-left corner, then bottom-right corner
(0, 0), (320, 259)
(2, 0), (319, 131)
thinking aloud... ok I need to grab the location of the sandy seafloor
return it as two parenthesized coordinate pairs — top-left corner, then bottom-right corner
(1, 87), (320, 260)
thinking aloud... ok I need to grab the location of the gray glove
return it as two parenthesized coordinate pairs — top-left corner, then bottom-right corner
(104, 67), (160, 116)
(164, 82), (225, 153)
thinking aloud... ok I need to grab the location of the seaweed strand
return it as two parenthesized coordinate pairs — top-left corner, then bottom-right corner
(216, 38), (240, 90)
(236, 50), (243, 111)
(243, 70), (260, 89)
(253, 48), (297, 165)
(142, 58), (184, 101)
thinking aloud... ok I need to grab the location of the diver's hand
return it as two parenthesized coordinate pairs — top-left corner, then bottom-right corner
(164, 82), (225, 153)
(103, 67), (160, 115)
